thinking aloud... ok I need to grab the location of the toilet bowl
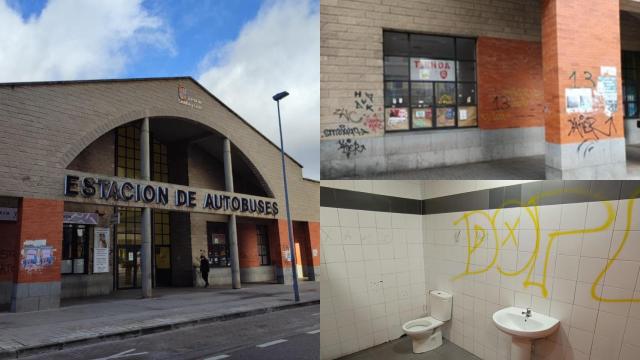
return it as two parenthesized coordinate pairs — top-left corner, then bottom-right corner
(402, 290), (452, 353)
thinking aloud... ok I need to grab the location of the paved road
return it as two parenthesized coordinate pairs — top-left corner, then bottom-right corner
(22, 305), (319, 360)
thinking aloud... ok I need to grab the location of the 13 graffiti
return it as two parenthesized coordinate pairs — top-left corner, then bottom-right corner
(452, 188), (640, 303)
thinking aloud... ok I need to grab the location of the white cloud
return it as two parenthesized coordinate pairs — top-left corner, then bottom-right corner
(198, 0), (319, 180)
(0, 0), (173, 82)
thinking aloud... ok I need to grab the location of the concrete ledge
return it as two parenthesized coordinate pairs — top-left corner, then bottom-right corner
(321, 126), (545, 178)
(0, 299), (319, 360)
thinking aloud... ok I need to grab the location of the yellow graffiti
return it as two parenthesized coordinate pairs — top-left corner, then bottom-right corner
(452, 188), (639, 302)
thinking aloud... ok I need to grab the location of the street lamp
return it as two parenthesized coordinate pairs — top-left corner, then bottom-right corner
(272, 90), (300, 302)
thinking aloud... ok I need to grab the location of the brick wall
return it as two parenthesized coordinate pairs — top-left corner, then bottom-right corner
(542, 0), (624, 145)
(477, 37), (544, 130)
(308, 221), (320, 267)
(188, 144), (226, 190)
(0, 78), (318, 223)
(237, 222), (260, 268)
(15, 198), (64, 283)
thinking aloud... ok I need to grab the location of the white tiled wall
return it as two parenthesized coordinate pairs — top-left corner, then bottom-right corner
(320, 206), (425, 359)
(424, 199), (640, 360)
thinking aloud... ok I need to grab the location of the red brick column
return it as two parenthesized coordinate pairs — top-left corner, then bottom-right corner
(269, 219), (292, 284)
(542, 0), (626, 178)
(10, 198), (64, 312)
(307, 221), (320, 281)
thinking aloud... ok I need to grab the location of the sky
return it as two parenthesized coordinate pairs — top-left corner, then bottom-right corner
(0, 0), (320, 179)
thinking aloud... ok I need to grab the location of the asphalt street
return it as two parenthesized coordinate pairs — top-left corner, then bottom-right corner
(21, 304), (320, 360)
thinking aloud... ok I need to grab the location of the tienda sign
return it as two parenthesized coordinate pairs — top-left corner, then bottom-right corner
(410, 58), (455, 81)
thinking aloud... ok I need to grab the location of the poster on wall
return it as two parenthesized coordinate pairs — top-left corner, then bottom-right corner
(566, 88), (593, 113)
(410, 58), (455, 81)
(597, 75), (618, 117)
(0, 207), (17, 221)
(385, 108), (409, 130)
(93, 227), (110, 273)
(21, 240), (54, 271)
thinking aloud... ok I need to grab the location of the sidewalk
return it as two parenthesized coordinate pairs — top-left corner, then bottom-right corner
(0, 282), (319, 359)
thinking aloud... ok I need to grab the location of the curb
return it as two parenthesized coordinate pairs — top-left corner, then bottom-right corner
(0, 299), (319, 359)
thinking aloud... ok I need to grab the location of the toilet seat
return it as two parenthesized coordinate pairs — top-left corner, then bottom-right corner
(402, 316), (443, 336)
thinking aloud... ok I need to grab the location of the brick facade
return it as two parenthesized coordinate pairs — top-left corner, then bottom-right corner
(477, 37), (544, 130)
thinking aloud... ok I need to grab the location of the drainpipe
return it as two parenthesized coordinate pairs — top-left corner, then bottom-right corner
(224, 138), (241, 289)
(140, 116), (152, 297)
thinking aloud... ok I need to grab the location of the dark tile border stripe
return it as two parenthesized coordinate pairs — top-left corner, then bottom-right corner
(321, 181), (640, 215)
(320, 187), (422, 215)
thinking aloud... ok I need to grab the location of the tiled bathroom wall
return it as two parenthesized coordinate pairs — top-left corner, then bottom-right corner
(320, 181), (425, 360)
(423, 181), (640, 360)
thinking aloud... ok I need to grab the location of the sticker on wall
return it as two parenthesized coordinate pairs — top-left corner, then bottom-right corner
(601, 66), (617, 77)
(597, 75), (618, 117)
(312, 249), (318, 257)
(21, 239), (54, 272)
(566, 88), (593, 113)
(93, 227), (110, 273)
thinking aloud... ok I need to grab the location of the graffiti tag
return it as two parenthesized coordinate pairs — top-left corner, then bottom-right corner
(337, 139), (366, 158)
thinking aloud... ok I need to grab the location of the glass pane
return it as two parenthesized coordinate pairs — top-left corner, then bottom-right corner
(628, 102), (638, 118)
(626, 85), (637, 102)
(623, 51), (635, 68)
(410, 34), (454, 58)
(623, 68), (636, 81)
(412, 108), (433, 129)
(456, 38), (476, 60)
(435, 83), (456, 106)
(385, 108), (409, 130)
(458, 106), (478, 127)
(383, 31), (409, 56)
(384, 81), (409, 107)
(457, 83), (476, 105)
(436, 108), (456, 127)
(411, 82), (433, 107)
(457, 62), (476, 81)
(384, 56), (409, 80)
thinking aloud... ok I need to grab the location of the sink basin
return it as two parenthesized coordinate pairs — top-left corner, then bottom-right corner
(492, 307), (559, 339)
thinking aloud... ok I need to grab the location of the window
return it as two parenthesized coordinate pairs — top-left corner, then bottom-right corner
(623, 51), (640, 119)
(383, 31), (477, 130)
(115, 124), (170, 249)
(208, 233), (230, 267)
(62, 224), (89, 274)
(256, 225), (270, 266)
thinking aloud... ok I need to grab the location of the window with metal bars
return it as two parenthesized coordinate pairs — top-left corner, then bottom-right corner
(623, 51), (640, 119)
(256, 225), (270, 266)
(383, 31), (477, 131)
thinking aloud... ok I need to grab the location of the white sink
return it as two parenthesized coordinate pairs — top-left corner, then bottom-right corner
(492, 307), (560, 360)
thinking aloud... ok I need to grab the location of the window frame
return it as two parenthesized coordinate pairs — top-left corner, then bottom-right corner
(383, 31), (478, 132)
(256, 225), (270, 266)
(62, 223), (90, 275)
(623, 50), (639, 120)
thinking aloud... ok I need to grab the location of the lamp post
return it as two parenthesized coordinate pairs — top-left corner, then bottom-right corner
(272, 90), (300, 302)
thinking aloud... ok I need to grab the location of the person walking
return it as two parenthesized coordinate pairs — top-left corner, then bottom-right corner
(200, 255), (210, 288)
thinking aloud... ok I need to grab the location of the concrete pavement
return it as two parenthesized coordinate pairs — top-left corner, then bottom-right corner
(0, 282), (318, 359)
(20, 304), (320, 360)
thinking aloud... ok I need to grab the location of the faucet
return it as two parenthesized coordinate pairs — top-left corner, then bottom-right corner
(522, 308), (532, 318)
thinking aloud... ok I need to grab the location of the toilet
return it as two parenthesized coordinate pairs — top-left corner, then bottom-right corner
(402, 290), (452, 353)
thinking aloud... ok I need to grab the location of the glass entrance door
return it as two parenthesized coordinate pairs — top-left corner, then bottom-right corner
(117, 246), (141, 289)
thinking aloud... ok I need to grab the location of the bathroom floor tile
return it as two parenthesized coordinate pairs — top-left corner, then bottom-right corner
(338, 336), (481, 360)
